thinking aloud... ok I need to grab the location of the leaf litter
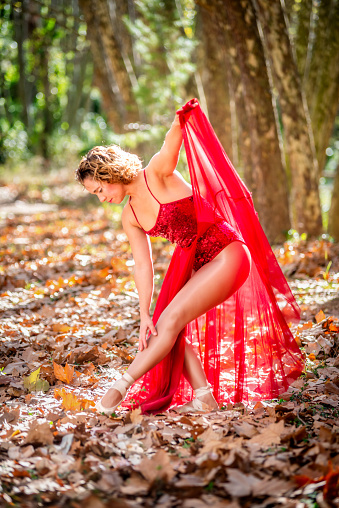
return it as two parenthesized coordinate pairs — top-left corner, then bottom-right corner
(0, 206), (339, 507)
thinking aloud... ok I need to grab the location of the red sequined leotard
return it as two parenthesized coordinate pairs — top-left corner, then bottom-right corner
(129, 170), (244, 271)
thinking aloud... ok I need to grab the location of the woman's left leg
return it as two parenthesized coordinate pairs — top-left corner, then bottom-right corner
(182, 340), (218, 409)
(100, 241), (251, 408)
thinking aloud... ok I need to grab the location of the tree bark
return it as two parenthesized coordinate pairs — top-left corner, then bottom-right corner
(66, 50), (92, 130)
(305, 0), (339, 174)
(213, 3), (252, 180)
(293, 0), (313, 79)
(78, 0), (139, 131)
(209, 0), (291, 243)
(328, 163), (339, 240)
(13, 0), (30, 130)
(254, 0), (323, 236)
(195, 4), (233, 159)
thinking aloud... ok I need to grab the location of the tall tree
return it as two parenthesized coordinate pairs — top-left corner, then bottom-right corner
(293, 0), (314, 79)
(195, 5), (234, 159)
(328, 163), (339, 240)
(78, 0), (139, 132)
(303, 0), (339, 175)
(254, 0), (323, 236)
(202, 0), (291, 243)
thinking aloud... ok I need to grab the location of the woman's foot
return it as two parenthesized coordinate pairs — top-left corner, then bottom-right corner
(96, 372), (135, 416)
(173, 384), (219, 413)
(100, 387), (123, 408)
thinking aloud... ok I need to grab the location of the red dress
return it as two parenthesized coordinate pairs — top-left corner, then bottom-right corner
(123, 100), (304, 414)
(129, 170), (245, 272)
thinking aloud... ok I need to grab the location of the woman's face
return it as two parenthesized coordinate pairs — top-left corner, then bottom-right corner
(83, 177), (125, 204)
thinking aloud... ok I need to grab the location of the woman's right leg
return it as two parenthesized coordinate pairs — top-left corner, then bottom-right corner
(99, 241), (250, 409)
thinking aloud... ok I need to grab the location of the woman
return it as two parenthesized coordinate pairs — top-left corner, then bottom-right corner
(76, 99), (304, 415)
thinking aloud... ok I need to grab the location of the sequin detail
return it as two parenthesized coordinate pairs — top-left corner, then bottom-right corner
(130, 191), (244, 271)
(145, 195), (197, 249)
(194, 222), (243, 271)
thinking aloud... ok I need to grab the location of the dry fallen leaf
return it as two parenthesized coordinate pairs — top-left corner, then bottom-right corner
(24, 421), (54, 446)
(129, 406), (143, 424)
(53, 362), (75, 384)
(247, 420), (285, 448)
(54, 387), (95, 411)
(138, 450), (176, 483)
(315, 309), (326, 323)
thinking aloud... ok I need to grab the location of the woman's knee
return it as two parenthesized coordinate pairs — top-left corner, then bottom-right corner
(157, 305), (187, 338)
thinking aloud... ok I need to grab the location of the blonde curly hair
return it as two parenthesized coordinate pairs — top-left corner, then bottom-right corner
(75, 145), (142, 185)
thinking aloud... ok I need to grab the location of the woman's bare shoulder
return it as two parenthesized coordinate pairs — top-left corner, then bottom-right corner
(122, 201), (144, 233)
(121, 201), (133, 225)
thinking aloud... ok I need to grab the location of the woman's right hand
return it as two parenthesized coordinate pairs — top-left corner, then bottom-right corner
(139, 313), (157, 352)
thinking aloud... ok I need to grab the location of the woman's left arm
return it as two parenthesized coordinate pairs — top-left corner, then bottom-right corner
(147, 99), (198, 178)
(147, 115), (183, 177)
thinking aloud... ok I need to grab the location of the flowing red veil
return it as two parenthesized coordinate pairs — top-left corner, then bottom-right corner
(122, 99), (304, 414)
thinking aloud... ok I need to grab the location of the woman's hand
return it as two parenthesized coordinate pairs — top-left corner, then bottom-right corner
(176, 98), (199, 118)
(139, 313), (157, 352)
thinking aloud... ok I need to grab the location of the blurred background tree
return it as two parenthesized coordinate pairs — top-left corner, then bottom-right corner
(0, 0), (338, 242)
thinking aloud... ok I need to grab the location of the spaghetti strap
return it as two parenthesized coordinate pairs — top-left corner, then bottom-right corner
(144, 169), (161, 204)
(129, 197), (144, 230)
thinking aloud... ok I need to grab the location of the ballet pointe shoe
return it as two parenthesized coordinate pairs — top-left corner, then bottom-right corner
(174, 383), (218, 414)
(95, 372), (135, 416)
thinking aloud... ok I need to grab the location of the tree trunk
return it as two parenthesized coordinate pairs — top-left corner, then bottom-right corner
(41, 46), (53, 162)
(13, 0), (30, 130)
(304, 0), (339, 174)
(213, 3), (252, 180)
(66, 50), (92, 130)
(209, 0), (291, 243)
(195, 5), (233, 159)
(328, 163), (339, 240)
(254, 0), (323, 236)
(78, 0), (139, 131)
(293, 0), (313, 79)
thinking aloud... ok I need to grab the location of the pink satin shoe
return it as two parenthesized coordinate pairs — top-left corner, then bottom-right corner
(95, 372), (135, 416)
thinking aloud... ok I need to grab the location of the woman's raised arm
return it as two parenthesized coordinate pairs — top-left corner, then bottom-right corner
(146, 115), (183, 178)
(122, 208), (158, 351)
(146, 99), (199, 178)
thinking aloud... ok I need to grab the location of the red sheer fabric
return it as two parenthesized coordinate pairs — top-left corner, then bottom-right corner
(122, 99), (304, 414)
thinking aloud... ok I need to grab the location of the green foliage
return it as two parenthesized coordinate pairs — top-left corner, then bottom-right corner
(0, 0), (196, 171)
(125, 0), (196, 118)
(116, 0), (196, 167)
(0, 0), (94, 164)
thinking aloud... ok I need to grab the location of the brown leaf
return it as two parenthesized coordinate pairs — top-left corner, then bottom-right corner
(52, 323), (71, 333)
(130, 407), (143, 424)
(315, 310), (326, 323)
(120, 473), (149, 495)
(138, 450), (176, 483)
(54, 387), (95, 411)
(53, 362), (75, 384)
(24, 421), (54, 445)
(222, 469), (260, 497)
(83, 362), (96, 376)
(73, 345), (109, 365)
(233, 421), (258, 438)
(247, 420), (285, 448)
(175, 474), (209, 488)
(299, 321), (313, 330)
(0, 408), (20, 425)
(0, 375), (12, 386)
(252, 477), (296, 497)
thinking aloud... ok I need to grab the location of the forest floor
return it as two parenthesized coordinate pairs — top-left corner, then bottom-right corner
(0, 178), (339, 508)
